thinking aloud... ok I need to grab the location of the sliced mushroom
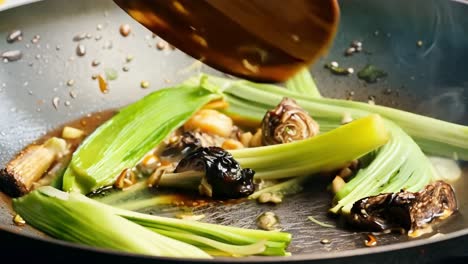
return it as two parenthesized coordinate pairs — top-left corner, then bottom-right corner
(261, 98), (319, 145)
(174, 147), (255, 199)
(350, 181), (457, 236)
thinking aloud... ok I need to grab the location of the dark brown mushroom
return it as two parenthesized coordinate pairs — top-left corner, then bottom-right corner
(161, 131), (202, 157)
(261, 97), (319, 145)
(174, 147), (255, 199)
(350, 181), (457, 236)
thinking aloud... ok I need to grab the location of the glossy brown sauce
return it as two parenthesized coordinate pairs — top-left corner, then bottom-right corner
(34, 110), (116, 147)
(114, 0), (339, 82)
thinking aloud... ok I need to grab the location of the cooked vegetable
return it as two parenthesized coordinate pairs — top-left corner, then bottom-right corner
(285, 68), (321, 98)
(174, 147), (255, 199)
(157, 114), (389, 194)
(428, 156), (462, 182)
(262, 97), (319, 145)
(231, 114), (389, 181)
(0, 137), (68, 197)
(161, 131), (202, 158)
(14, 187), (211, 258)
(62, 84), (222, 194)
(350, 181), (457, 237)
(184, 109), (234, 137)
(307, 216), (335, 228)
(190, 73), (462, 214)
(194, 74), (468, 160)
(14, 187), (291, 257)
(249, 176), (306, 200)
(357, 64), (387, 83)
(256, 212), (281, 231)
(62, 126), (85, 139)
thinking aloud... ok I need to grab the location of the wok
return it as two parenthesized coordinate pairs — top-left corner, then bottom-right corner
(0, 0), (467, 263)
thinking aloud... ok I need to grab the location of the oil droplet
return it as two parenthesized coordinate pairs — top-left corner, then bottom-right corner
(23, 81), (29, 87)
(0, 132), (6, 136)
(86, 33), (93, 39)
(156, 41), (167, 50)
(95, 35), (102, 41)
(31, 35), (40, 44)
(67, 79), (75, 87)
(76, 44), (86, 56)
(96, 24), (103, 30)
(120, 24), (131, 37)
(52, 97), (60, 109)
(122, 66), (130, 72)
(69, 90), (77, 99)
(73, 33), (87, 42)
(92, 60), (100, 67)
(64, 100), (71, 107)
(7, 30), (23, 43)
(320, 239), (331, 245)
(1, 50), (23, 62)
(35, 54), (41, 60)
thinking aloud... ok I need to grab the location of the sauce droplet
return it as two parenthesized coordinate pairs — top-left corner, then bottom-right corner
(98, 75), (109, 94)
(364, 234), (377, 247)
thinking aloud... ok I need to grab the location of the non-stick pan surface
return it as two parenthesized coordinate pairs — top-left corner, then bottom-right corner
(1, 0), (467, 263)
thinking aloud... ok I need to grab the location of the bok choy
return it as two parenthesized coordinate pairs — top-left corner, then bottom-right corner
(192, 73), (467, 214)
(62, 77), (388, 195)
(63, 85), (221, 194)
(13, 186), (291, 257)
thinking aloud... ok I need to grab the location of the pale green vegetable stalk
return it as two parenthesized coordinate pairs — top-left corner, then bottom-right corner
(63, 84), (222, 194)
(191, 73), (455, 214)
(192, 74), (468, 160)
(141, 114), (389, 194)
(14, 187), (291, 257)
(65, 76), (388, 194)
(231, 114), (389, 180)
(284, 71), (435, 213)
(285, 68), (321, 98)
(13, 187), (211, 258)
